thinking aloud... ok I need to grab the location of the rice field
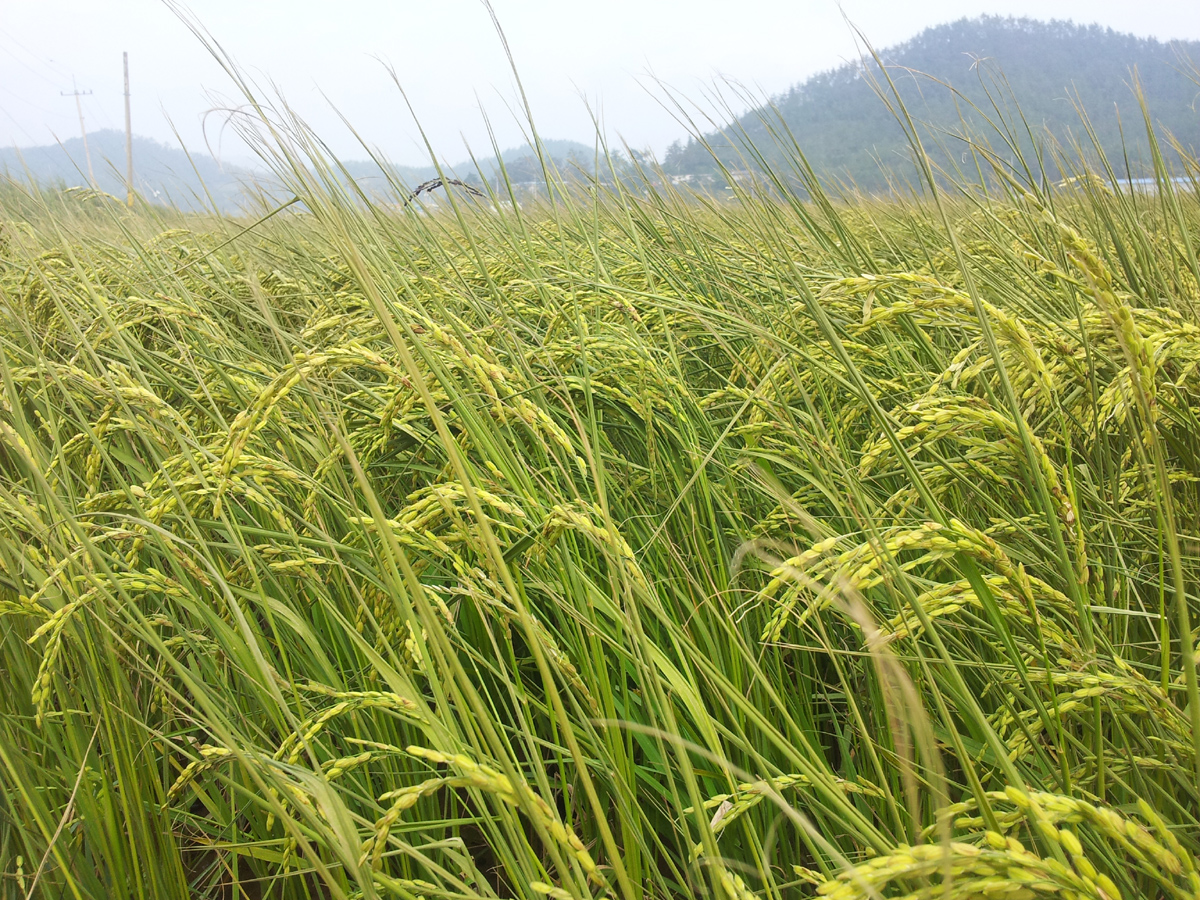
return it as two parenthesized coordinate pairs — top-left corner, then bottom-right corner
(2, 88), (1200, 900)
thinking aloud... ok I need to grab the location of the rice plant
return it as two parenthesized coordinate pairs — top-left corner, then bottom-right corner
(1, 50), (1199, 900)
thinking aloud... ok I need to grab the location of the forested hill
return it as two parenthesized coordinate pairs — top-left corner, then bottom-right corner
(662, 17), (1200, 189)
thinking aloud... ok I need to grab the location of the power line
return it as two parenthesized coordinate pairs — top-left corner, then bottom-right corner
(0, 83), (59, 117)
(0, 31), (70, 88)
(82, 93), (116, 133)
(0, 102), (44, 147)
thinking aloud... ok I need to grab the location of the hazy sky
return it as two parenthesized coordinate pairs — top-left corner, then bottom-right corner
(2, 0), (1198, 167)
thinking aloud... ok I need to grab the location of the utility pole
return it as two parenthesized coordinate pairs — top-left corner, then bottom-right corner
(62, 78), (95, 188)
(123, 52), (134, 208)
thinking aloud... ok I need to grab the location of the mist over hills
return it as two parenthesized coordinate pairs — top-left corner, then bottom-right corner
(0, 130), (256, 212)
(338, 139), (603, 197)
(664, 17), (1200, 190)
(0, 130), (598, 213)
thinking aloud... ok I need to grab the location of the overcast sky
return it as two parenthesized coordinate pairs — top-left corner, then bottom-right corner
(2, 0), (1198, 167)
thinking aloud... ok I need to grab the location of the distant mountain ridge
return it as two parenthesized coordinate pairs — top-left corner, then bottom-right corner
(0, 131), (598, 213)
(663, 17), (1200, 189)
(337, 138), (600, 196)
(0, 130), (255, 212)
